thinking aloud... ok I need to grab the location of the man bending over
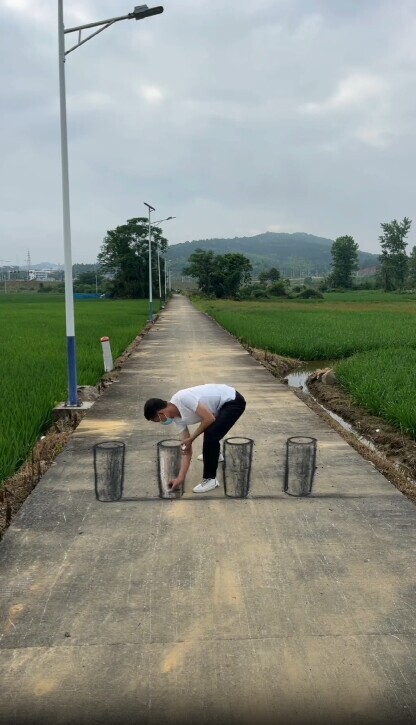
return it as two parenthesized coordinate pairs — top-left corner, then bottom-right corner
(144, 383), (246, 493)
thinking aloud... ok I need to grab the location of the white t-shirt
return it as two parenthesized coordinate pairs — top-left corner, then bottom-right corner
(170, 384), (236, 432)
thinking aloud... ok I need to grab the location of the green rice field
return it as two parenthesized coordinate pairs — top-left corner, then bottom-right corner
(194, 292), (416, 360)
(336, 347), (416, 436)
(0, 295), (149, 484)
(195, 292), (416, 437)
(4, 291), (416, 485)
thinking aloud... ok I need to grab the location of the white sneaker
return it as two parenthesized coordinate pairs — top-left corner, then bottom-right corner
(197, 453), (224, 462)
(192, 478), (220, 493)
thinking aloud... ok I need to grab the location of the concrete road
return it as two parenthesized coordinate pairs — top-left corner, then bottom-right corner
(1, 295), (415, 725)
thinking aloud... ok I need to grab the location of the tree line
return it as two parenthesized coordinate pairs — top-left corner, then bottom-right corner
(327, 217), (414, 291)
(92, 215), (414, 299)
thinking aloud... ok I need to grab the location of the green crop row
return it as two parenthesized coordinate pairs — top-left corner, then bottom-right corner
(336, 348), (416, 437)
(0, 296), (150, 484)
(194, 296), (416, 360)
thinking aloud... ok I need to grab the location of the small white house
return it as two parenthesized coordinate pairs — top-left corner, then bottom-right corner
(28, 269), (54, 281)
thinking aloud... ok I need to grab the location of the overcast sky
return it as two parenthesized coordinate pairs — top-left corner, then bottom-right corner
(1, 0), (416, 264)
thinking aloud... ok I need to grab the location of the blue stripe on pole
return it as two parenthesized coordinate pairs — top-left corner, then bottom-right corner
(67, 335), (79, 406)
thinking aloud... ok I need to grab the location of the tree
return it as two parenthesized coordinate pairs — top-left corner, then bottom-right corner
(218, 253), (252, 297)
(269, 280), (289, 297)
(329, 235), (359, 288)
(183, 250), (252, 297)
(75, 271), (103, 286)
(258, 267), (281, 285)
(182, 249), (217, 295)
(407, 246), (416, 289)
(379, 217), (411, 291)
(98, 217), (167, 298)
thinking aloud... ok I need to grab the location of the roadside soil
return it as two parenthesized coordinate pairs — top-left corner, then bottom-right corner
(248, 347), (416, 506)
(0, 319), (157, 540)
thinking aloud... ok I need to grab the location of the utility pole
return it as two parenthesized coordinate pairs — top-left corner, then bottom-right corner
(26, 249), (31, 281)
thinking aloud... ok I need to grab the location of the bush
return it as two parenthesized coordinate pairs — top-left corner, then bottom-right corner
(296, 288), (324, 299)
(353, 278), (378, 290)
(269, 281), (290, 297)
(238, 283), (269, 299)
(318, 278), (330, 292)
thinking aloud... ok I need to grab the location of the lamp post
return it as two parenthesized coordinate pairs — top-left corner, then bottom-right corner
(0, 260), (11, 294)
(144, 202), (155, 321)
(58, 3), (164, 406)
(153, 216), (175, 303)
(164, 259), (169, 298)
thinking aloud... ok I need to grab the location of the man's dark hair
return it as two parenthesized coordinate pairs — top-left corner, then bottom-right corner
(144, 398), (168, 420)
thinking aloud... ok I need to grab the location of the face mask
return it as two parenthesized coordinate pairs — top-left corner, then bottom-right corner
(159, 413), (174, 426)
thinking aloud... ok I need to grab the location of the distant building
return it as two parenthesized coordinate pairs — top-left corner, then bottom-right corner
(28, 269), (55, 281)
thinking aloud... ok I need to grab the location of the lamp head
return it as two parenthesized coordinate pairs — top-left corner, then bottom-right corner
(133, 5), (164, 20)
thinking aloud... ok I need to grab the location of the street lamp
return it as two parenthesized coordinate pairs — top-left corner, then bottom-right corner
(58, 3), (164, 406)
(153, 216), (175, 302)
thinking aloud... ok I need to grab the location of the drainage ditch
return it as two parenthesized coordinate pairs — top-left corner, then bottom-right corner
(285, 364), (382, 454)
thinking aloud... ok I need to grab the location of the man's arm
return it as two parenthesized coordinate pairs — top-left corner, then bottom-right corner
(169, 427), (192, 490)
(181, 403), (215, 451)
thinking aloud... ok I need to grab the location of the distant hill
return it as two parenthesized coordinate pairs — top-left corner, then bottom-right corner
(166, 232), (380, 277)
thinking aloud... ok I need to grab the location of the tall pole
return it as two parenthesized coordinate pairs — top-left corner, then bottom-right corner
(152, 216), (175, 304)
(58, 0), (78, 406)
(148, 205), (153, 321)
(145, 202), (155, 322)
(157, 244), (162, 301)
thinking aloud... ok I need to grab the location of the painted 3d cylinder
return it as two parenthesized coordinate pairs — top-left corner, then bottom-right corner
(284, 436), (317, 496)
(223, 437), (253, 498)
(93, 441), (125, 502)
(157, 439), (184, 498)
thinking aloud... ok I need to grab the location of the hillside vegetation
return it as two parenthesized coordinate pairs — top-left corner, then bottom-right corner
(167, 231), (379, 277)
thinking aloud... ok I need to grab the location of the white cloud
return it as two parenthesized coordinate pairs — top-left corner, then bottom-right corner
(140, 85), (165, 103)
(302, 73), (386, 115)
(1, 0), (54, 24)
(354, 125), (390, 148)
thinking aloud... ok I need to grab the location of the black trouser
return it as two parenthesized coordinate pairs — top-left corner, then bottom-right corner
(203, 391), (246, 479)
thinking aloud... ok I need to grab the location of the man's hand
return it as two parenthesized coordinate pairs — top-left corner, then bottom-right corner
(168, 477), (184, 492)
(181, 437), (193, 453)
